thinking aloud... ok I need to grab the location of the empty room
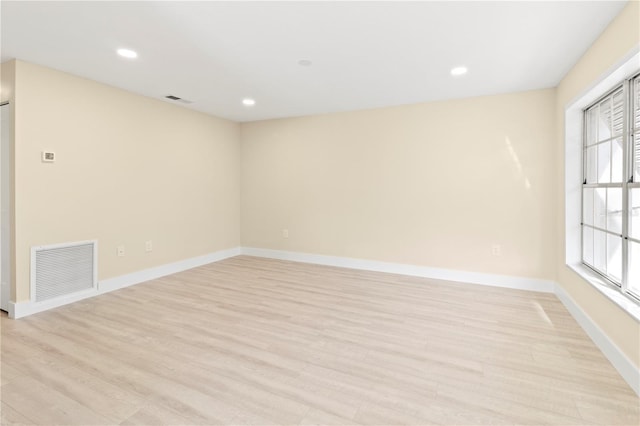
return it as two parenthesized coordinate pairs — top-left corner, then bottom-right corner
(1, 1), (639, 425)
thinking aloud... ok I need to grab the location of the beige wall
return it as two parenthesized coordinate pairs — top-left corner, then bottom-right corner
(11, 60), (241, 302)
(241, 89), (556, 280)
(555, 1), (640, 368)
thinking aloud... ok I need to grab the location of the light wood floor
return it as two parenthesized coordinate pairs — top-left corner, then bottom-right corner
(1, 256), (638, 425)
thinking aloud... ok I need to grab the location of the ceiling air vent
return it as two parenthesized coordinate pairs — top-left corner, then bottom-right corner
(164, 95), (193, 104)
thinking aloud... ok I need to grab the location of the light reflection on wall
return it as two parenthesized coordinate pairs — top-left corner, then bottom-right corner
(505, 136), (532, 190)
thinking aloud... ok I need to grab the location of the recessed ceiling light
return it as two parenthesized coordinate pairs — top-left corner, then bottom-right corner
(242, 98), (256, 106)
(298, 59), (312, 67)
(117, 48), (138, 59)
(450, 66), (468, 76)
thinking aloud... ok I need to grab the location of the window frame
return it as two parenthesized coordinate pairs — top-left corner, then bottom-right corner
(630, 75), (640, 297)
(581, 72), (640, 302)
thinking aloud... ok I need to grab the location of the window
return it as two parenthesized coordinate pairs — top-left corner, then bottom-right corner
(582, 73), (640, 300)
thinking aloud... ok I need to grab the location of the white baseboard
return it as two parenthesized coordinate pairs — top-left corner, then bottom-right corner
(98, 247), (241, 294)
(8, 247), (241, 319)
(9, 287), (98, 319)
(241, 247), (556, 293)
(554, 284), (640, 396)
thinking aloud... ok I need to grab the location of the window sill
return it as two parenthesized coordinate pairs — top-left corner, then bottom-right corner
(568, 263), (640, 323)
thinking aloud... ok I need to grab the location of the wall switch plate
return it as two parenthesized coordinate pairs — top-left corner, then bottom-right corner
(145, 240), (153, 252)
(41, 151), (56, 162)
(282, 229), (289, 238)
(117, 245), (125, 257)
(491, 244), (501, 257)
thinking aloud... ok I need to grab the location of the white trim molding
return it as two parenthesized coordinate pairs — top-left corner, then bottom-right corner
(9, 247), (241, 319)
(98, 247), (241, 294)
(554, 283), (640, 396)
(9, 287), (96, 319)
(241, 247), (556, 293)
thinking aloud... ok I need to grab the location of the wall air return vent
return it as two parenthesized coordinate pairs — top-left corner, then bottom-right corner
(31, 240), (97, 303)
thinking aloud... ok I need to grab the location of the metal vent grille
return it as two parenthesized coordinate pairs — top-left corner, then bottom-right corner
(32, 241), (96, 302)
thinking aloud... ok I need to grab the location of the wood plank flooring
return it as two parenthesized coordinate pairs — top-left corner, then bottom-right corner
(1, 255), (638, 425)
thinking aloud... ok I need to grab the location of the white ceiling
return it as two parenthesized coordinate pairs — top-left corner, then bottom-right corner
(1, 1), (628, 122)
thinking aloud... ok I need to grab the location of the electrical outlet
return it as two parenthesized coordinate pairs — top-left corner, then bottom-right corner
(41, 151), (56, 162)
(282, 229), (289, 238)
(491, 244), (501, 257)
(117, 245), (125, 257)
(145, 240), (153, 252)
